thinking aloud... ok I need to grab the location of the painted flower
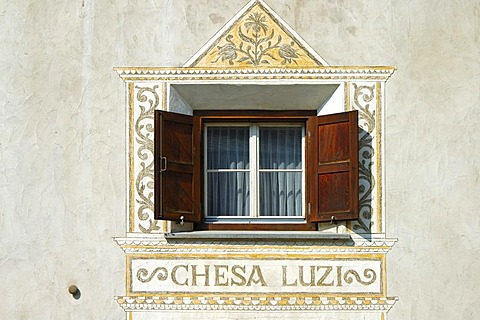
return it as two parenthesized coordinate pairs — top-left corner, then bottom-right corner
(245, 12), (268, 34)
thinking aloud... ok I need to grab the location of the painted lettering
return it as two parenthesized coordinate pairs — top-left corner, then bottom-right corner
(337, 266), (343, 286)
(191, 265), (210, 286)
(214, 265), (229, 286)
(282, 265), (336, 287)
(316, 266), (334, 286)
(246, 265), (267, 286)
(231, 265), (247, 286)
(171, 264), (188, 286)
(282, 266), (298, 286)
(299, 266), (315, 286)
(135, 263), (377, 290)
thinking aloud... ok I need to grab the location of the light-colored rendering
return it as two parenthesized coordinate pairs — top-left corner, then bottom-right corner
(1, 0), (479, 319)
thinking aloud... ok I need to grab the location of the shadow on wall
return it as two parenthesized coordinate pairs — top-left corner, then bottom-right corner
(355, 127), (374, 241)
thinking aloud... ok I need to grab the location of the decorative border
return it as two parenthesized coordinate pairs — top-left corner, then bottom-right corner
(126, 253), (386, 298)
(129, 85), (162, 233)
(115, 67), (395, 82)
(119, 74), (396, 318)
(350, 82), (377, 234)
(115, 295), (397, 311)
(128, 83), (135, 233)
(125, 78), (391, 234)
(376, 82), (383, 233)
(115, 237), (397, 254)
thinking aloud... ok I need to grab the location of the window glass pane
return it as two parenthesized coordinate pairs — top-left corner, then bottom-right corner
(259, 127), (302, 169)
(207, 126), (249, 169)
(207, 172), (250, 216)
(259, 172), (302, 216)
(206, 124), (303, 219)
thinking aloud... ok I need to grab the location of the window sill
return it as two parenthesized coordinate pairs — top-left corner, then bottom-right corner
(164, 231), (351, 241)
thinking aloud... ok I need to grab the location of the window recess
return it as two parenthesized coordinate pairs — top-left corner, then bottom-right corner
(154, 110), (358, 231)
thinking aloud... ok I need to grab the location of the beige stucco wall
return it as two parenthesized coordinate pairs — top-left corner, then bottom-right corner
(1, 0), (479, 319)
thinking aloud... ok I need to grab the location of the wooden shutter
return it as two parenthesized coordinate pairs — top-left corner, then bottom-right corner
(308, 111), (359, 222)
(154, 110), (201, 223)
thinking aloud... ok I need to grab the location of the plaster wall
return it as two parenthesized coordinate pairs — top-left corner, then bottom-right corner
(1, 0), (479, 319)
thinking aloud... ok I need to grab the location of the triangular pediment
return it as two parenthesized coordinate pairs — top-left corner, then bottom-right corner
(184, 0), (328, 68)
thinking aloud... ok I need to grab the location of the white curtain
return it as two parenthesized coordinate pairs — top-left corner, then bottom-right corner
(206, 125), (302, 217)
(259, 127), (302, 217)
(206, 126), (250, 216)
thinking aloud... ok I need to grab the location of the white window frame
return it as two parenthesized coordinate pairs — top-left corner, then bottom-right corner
(203, 122), (306, 224)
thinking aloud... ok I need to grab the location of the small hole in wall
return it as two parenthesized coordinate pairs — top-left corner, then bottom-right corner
(68, 285), (81, 300)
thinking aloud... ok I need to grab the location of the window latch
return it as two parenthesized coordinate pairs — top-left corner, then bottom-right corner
(330, 216), (337, 225)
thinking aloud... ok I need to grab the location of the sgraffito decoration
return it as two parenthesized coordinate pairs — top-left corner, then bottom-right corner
(134, 263), (378, 288)
(188, 2), (324, 68)
(130, 255), (384, 295)
(137, 267), (168, 283)
(133, 85), (160, 233)
(351, 83), (377, 233)
(115, 0), (397, 317)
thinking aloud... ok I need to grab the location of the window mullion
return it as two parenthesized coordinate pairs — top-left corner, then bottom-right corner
(250, 124), (258, 218)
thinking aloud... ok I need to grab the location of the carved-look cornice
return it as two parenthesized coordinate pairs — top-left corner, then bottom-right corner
(114, 237), (397, 254)
(114, 66), (396, 81)
(115, 295), (398, 311)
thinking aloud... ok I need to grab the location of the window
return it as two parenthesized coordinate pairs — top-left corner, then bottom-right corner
(154, 110), (358, 231)
(204, 123), (304, 222)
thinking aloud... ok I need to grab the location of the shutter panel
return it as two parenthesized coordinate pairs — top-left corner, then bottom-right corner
(154, 110), (201, 223)
(308, 111), (359, 222)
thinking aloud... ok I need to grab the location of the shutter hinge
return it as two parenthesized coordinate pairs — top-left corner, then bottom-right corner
(308, 203), (311, 217)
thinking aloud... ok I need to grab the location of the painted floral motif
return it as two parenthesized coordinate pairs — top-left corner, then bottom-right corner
(213, 12), (300, 66)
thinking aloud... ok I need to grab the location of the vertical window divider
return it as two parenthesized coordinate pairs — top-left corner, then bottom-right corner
(250, 124), (258, 218)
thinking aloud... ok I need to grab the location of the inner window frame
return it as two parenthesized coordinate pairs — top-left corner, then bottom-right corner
(203, 121), (306, 223)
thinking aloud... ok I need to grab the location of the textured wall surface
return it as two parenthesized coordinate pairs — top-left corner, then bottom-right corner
(1, 0), (479, 319)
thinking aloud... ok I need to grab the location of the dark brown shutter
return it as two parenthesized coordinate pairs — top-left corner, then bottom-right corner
(154, 110), (201, 223)
(308, 111), (359, 222)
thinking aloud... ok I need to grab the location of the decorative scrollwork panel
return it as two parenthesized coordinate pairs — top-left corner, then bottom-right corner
(130, 84), (162, 233)
(349, 82), (381, 234)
